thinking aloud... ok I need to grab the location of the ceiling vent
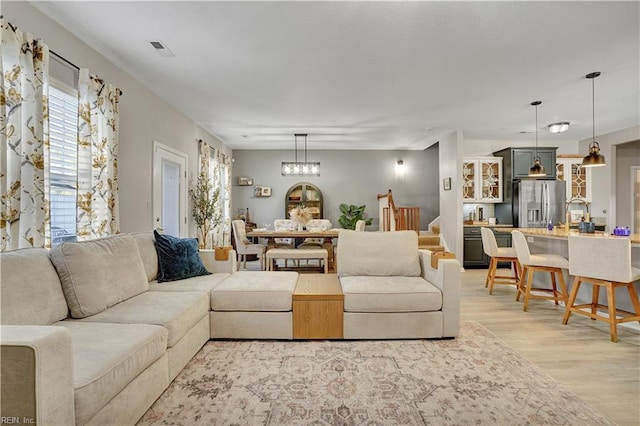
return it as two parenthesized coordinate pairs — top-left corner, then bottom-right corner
(149, 41), (175, 58)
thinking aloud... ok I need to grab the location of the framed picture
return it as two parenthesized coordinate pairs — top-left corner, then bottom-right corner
(443, 177), (452, 191)
(260, 186), (272, 197)
(237, 176), (253, 186)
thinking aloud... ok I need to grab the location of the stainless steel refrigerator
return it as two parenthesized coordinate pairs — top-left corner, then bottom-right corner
(512, 180), (566, 228)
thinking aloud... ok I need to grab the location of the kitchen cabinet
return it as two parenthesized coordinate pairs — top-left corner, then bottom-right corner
(556, 156), (591, 202)
(493, 147), (558, 180)
(462, 157), (503, 203)
(463, 227), (513, 268)
(285, 182), (323, 218)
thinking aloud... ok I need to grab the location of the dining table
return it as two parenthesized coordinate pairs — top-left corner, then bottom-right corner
(246, 229), (341, 272)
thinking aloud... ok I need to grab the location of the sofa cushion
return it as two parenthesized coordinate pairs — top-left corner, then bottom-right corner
(337, 230), (421, 277)
(78, 291), (208, 347)
(154, 230), (211, 282)
(50, 235), (149, 318)
(131, 231), (159, 282)
(211, 271), (298, 312)
(148, 273), (231, 293)
(340, 276), (442, 313)
(0, 248), (69, 325)
(55, 321), (167, 426)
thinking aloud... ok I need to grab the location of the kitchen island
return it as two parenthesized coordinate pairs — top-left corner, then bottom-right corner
(494, 228), (640, 315)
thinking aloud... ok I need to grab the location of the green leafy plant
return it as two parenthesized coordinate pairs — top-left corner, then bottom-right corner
(338, 203), (373, 230)
(189, 172), (222, 248)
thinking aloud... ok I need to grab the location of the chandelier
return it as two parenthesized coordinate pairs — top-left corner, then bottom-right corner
(281, 133), (320, 176)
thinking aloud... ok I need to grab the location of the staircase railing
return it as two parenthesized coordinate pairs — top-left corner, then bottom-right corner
(377, 189), (420, 233)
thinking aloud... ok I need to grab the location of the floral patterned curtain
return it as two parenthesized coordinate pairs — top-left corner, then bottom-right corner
(197, 140), (231, 247)
(0, 21), (50, 251)
(216, 150), (232, 246)
(76, 69), (120, 240)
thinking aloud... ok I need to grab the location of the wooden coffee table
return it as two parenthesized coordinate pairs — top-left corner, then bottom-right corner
(293, 274), (343, 339)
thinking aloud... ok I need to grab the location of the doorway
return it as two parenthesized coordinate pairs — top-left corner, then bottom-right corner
(152, 141), (188, 237)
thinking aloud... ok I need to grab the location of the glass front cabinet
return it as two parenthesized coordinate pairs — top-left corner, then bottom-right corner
(556, 156), (591, 202)
(285, 182), (323, 219)
(462, 157), (503, 203)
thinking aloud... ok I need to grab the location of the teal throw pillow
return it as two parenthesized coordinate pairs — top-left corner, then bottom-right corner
(154, 230), (211, 282)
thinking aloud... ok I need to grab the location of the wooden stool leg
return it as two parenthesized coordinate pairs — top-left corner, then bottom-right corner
(606, 283), (618, 343)
(514, 259), (521, 283)
(591, 284), (599, 319)
(516, 266), (528, 302)
(523, 267), (535, 312)
(626, 283), (640, 326)
(556, 268), (568, 304)
(488, 257), (498, 295)
(484, 257), (492, 288)
(562, 277), (582, 325)
(550, 270), (559, 305)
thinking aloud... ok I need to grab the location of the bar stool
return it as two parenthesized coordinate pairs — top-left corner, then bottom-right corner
(563, 235), (640, 342)
(511, 230), (569, 312)
(480, 227), (521, 294)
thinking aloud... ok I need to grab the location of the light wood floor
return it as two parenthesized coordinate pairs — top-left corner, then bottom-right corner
(241, 260), (640, 425)
(461, 268), (640, 426)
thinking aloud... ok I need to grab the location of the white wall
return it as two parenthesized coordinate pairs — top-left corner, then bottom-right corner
(439, 131), (463, 258)
(616, 140), (640, 229)
(580, 125), (640, 231)
(4, 2), (233, 235)
(231, 149), (440, 230)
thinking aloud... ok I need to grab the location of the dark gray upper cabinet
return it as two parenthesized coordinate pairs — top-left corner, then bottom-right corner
(493, 147), (557, 180)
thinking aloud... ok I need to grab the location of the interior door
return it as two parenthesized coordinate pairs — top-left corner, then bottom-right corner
(152, 141), (188, 237)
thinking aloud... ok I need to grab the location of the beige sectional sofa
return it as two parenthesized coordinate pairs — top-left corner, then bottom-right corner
(0, 232), (245, 426)
(1, 229), (460, 425)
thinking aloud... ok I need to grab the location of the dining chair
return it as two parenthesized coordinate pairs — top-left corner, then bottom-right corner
(298, 219), (332, 267)
(480, 227), (520, 295)
(231, 219), (265, 270)
(511, 230), (569, 312)
(563, 235), (640, 342)
(298, 219), (332, 248)
(355, 220), (366, 231)
(273, 219), (296, 267)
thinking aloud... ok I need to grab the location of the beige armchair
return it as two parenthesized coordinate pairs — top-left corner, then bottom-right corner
(232, 220), (265, 270)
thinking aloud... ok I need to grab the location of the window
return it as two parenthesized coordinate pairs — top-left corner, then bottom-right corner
(208, 151), (231, 245)
(219, 156), (231, 244)
(48, 78), (79, 244)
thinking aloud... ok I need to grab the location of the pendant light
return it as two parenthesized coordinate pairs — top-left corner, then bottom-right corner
(281, 133), (321, 176)
(582, 72), (606, 167)
(529, 100), (546, 177)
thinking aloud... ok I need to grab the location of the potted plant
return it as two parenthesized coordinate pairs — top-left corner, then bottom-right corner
(338, 203), (373, 230)
(189, 172), (222, 249)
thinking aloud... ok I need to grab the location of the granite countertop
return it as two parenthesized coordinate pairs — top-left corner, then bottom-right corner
(463, 221), (513, 228)
(494, 227), (640, 245)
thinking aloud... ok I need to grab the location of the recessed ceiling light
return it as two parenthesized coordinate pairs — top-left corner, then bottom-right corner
(548, 122), (570, 133)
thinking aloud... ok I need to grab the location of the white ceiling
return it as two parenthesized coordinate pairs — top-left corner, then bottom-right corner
(33, 1), (640, 150)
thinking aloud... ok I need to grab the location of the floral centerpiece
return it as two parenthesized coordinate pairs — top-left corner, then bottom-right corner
(289, 206), (313, 230)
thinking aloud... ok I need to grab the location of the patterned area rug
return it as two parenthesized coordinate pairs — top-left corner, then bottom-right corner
(138, 321), (612, 425)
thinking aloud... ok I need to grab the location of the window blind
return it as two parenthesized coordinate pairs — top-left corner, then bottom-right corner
(49, 78), (79, 243)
